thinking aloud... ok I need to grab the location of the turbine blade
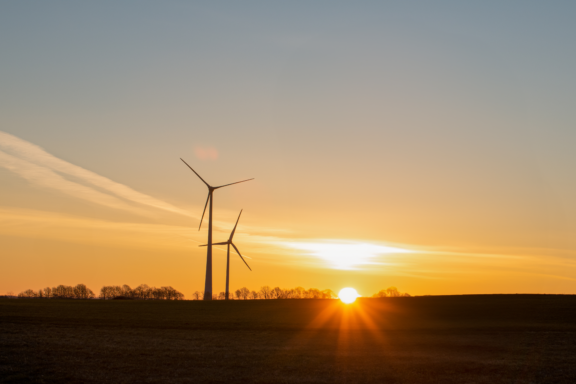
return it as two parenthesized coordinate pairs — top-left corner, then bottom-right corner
(180, 158), (211, 187)
(198, 242), (228, 247)
(231, 243), (251, 271)
(229, 209), (243, 241)
(198, 192), (210, 231)
(215, 178), (254, 189)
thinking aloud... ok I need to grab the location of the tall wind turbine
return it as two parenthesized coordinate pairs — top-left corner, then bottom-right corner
(200, 209), (251, 300)
(180, 158), (253, 300)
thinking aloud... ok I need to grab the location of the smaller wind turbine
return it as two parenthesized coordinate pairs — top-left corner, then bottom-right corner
(200, 210), (251, 300)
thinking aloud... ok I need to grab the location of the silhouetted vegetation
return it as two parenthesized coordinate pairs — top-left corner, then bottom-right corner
(16, 285), (412, 301)
(18, 284), (95, 299)
(17, 284), (184, 300)
(99, 284), (184, 300)
(190, 286), (337, 300)
(372, 286), (411, 297)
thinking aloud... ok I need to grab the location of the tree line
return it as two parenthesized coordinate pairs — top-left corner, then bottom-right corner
(18, 284), (95, 299)
(190, 286), (338, 300)
(199, 286), (411, 300)
(372, 287), (411, 297)
(99, 284), (184, 300)
(16, 284), (410, 300)
(17, 284), (184, 300)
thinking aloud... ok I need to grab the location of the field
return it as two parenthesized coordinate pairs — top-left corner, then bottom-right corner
(1, 295), (575, 383)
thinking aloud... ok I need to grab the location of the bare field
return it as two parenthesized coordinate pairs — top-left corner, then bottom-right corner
(1, 295), (575, 383)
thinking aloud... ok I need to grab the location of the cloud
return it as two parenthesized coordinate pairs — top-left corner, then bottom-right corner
(194, 146), (218, 161)
(0, 150), (149, 215)
(0, 131), (287, 236)
(280, 240), (412, 270)
(0, 131), (191, 217)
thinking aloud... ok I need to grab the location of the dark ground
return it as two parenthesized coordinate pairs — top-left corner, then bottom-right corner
(1, 295), (575, 383)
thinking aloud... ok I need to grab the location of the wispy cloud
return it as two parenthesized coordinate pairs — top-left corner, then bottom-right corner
(0, 131), (289, 237)
(0, 131), (191, 217)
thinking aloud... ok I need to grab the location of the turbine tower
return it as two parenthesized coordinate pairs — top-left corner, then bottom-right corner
(200, 210), (251, 300)
(180, 158), (253, 300)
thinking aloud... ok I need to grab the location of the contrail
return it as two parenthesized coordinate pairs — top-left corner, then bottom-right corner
(0, 131), (191, 217)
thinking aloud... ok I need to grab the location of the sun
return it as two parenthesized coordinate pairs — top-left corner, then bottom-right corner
(338, 287), (360, 304)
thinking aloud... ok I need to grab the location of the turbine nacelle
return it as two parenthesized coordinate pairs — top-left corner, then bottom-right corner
(180, 158), (253, 231)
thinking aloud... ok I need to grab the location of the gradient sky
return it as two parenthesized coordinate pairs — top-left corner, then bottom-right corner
(1, 1), (576, 297)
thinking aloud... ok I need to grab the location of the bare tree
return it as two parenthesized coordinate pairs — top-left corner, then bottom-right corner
(163, 286), (184, 300)
(151, 287), (163, 300)
(307, 288), (322, 299)
(18, 289), (36, 298)
(260, 286), (272, 299)
(386, 287), (400, 297)
(322, 289), (336, 299)
(239, 287), (250, 300)
(372, 287), (410, 298)
(73, 284), (92, 299)
(272, 287), (284, 299)
(133, 284), (149, 299)
(294, 286), (306, 299)
(372, 289), (388, 298)
(99, 286), (111, 300)
(43, 287), (52, 298)
(122, 284), (133, 297)
(52, 285), (74, 298)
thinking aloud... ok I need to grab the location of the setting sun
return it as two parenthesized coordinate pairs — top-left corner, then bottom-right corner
(338, 287), (360, 304)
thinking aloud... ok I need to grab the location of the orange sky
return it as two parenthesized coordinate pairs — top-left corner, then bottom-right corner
(1, 2), (576, 297)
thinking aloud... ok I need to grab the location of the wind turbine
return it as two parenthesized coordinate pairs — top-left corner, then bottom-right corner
(180, 158), (253, 300)
(200, 209), (251, 300)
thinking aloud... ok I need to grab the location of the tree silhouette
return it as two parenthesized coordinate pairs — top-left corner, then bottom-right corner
(43, 287), (52, 298)
(260, 286), (272, 299)
(238, 287), (250, 300)
(73, 284), (95, 299)
(272, 287), (283, 299)
(18, 289), (36, 298)
(98, 284), (184, 300)
(15, 283), (351, 301)
(387, 287), (400, 297)
(372, 287), (410, 298)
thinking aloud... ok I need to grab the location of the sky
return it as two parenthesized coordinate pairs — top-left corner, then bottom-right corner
(1, 1), (576, 297)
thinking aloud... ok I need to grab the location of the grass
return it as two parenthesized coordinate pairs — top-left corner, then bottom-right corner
(1, 295), (575, 383)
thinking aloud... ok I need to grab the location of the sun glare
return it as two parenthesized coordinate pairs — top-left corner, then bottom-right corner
(283, 241), (411, 270)
(338, 287), (360, 304)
